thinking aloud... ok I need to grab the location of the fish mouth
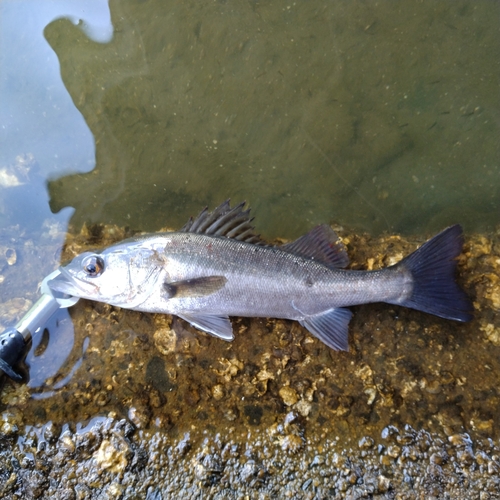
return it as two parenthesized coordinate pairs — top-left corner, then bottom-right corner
(47, 266), (98, 297)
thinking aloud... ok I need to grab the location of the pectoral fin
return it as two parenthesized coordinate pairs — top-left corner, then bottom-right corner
(164, 276), (227, 298)
(299, 307), (352, 351)
(178, 313), (234, 341)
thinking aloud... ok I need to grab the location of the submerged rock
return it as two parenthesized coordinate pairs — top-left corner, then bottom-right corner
(1, 224), (499, 498)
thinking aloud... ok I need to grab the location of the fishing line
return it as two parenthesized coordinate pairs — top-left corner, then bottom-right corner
(301, 128), (391, 232)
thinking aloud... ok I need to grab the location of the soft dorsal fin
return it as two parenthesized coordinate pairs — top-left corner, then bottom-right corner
(281, 224), (349, 268)
(181, 200), (265, 244)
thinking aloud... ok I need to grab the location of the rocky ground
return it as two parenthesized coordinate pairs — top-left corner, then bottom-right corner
(0, 222), (499, 499)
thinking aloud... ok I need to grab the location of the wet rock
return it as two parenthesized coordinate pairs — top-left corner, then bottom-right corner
(175, 433), (192, 457)
(105, 482), (124, 499)
(58, 431), (76, 454)
(487, 459), (500, 475)
(301, 477), (313, 491)
(114, 418), (135, 438)
(481, 322), (500, 345)
(448, 433), (473, 447)
(1, 216), (500, 498)
(386, 445), (401, 458)
(283, 411), (299, 429)
(381, 425), (399, 440)
(293, 398), (312, 417)
(309, 454), (325, 467)
(239, 459), (260, 484)
(430, 451), (446, 465)
(128, 406), (151, 429)
(358, 436), (374, 449)
(93, 436), (130, 474)
(377, 474), (391, 493)
(194, 452), (223, 485)
(153, 326), (177, 355)
(211, 384), (225, 400)
(19, 470), (49, 498)
(278, 433), (304, 454)
(279, 386), (298, 406)
(0, 409), (23, 436)
(42, 421), (61, 444)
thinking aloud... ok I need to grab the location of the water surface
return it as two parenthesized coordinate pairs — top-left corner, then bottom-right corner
(42, 0), (500, 240)
(0, 1), (499, 497)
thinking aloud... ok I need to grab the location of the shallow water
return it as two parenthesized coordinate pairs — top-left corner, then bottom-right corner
(3, 1), (499, 242)
(0, 0), (499, 498)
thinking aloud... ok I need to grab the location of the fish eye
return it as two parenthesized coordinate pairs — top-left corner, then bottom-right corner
(82, 255), (105, 277)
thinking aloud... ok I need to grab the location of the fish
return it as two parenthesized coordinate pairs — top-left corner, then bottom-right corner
(48, 200), (473, 351)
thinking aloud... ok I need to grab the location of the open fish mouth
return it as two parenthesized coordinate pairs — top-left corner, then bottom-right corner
(47, 266), (98, 297)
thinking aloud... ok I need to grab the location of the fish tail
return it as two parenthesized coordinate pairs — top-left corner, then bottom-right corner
(394, 224), (473, 322)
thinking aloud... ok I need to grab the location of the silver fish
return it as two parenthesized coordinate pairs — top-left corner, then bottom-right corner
(48, 200), (473, 350)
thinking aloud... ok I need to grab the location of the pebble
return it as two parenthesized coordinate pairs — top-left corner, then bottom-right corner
(278, 386), (298, 406)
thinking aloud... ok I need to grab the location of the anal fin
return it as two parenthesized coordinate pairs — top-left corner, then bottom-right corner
(178, 313), (234, 341)
(299, 307), (352, 351)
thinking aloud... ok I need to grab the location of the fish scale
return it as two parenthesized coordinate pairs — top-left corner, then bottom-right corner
(139, 232), (405, 317)
(48, 201), (473, 351)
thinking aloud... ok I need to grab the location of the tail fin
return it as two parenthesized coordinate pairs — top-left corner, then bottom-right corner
(394, 224), (473, 322)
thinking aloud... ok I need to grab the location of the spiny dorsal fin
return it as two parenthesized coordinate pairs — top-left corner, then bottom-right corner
(181, 200), (265, 244)
(281, 224), (349, 268)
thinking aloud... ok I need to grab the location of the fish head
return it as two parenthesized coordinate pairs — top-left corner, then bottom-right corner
(48, 243), (163, 308)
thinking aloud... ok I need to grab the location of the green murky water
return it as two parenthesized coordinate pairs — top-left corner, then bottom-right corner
(47, 1), (499, 239)
(1, 1), (499, 498)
